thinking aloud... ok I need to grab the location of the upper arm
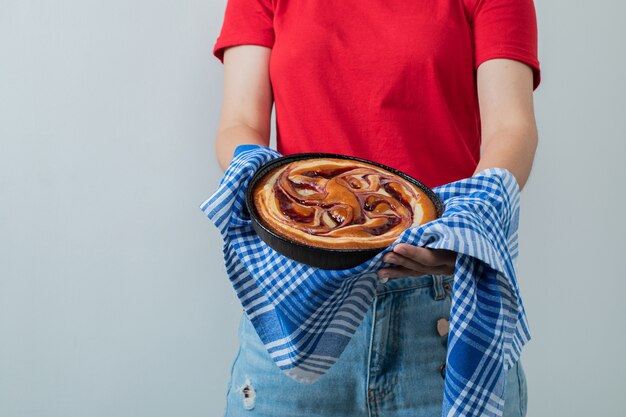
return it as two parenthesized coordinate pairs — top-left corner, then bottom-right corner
(468, 0), (541, 91)
(468, 0), (541, 143)
(218, 45), (273, 143)
(213, 0), (275, 141)
(476, 58), (537, 143)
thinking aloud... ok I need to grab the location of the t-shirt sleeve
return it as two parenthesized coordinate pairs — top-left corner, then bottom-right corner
(469, 0), (541, 90)
(212, 0), (275, 64)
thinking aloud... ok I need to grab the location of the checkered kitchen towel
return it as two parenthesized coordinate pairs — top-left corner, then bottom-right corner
(199, 145), (531, 417)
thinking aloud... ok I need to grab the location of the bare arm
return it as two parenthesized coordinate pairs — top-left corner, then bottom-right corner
(472, 58), (539, 191)
(378, 58), (539, 279)
(215, 45), (273, 172)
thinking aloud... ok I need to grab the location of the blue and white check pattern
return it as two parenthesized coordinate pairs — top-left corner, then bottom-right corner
(199, 145), (531, 417)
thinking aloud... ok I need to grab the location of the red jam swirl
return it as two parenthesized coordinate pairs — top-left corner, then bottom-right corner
(270, 163), (419, 238)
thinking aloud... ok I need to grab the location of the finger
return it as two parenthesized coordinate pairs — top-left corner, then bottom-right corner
(392, 244), (456, 267)
(377, 266), (429, 280)
(379, 265), (455, 279)
(384, 252), (431, 273)
(384, 252), (455, 276)
(392, 245), (446, 267)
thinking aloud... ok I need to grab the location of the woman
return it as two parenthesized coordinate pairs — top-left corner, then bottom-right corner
(212, 0), (540, 415)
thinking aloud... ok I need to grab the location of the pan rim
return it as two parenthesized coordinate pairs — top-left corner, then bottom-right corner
(245, 152), (444, 255)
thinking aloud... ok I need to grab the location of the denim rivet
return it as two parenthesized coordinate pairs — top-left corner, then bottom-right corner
(443, 282), (452, 292)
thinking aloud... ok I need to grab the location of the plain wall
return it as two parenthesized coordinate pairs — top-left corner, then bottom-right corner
(1, 0), (624, 416)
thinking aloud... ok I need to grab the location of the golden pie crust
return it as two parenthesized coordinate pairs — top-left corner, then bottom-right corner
(252, 158), (438, 250)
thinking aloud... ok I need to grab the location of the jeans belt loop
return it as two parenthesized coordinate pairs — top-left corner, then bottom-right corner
(432, 274), (445, 301)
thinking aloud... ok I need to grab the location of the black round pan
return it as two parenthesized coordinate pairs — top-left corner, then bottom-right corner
(245, 153), (444, 270)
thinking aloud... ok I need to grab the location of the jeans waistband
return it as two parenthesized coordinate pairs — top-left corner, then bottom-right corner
(375, 274), (454, 299)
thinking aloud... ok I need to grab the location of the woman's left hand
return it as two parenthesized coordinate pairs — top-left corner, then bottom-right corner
(377, 243), (457, 280)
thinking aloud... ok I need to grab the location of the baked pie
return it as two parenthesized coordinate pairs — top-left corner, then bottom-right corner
(251, 157), (439, 250)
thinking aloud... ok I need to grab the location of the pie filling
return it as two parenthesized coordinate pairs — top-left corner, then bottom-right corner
(253, 158), (438, 250)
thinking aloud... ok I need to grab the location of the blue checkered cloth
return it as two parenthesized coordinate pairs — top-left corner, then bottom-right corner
(199, 145), (531, 417)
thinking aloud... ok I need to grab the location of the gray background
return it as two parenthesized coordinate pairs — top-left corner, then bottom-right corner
(1, 0), (624, 416)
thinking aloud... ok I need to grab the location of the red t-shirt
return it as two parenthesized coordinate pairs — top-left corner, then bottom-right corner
(213, 0), (541, 188)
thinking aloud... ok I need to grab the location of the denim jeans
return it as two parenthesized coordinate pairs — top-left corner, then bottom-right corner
(223, 274), (528, 417)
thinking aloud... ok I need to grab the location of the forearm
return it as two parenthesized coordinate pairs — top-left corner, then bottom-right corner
(473, 125), (538, 191)
(215, 124), (269, 172)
